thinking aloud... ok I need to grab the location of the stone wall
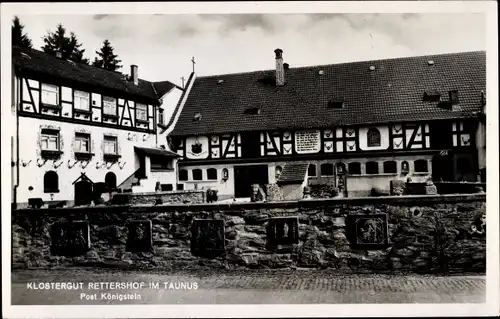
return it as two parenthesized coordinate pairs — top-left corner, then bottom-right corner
(111, 190), (205, 205)
(12, 194), (486, 274)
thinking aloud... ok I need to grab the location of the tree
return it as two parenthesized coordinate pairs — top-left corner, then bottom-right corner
(12, 16), (32, 48)
(41, 24), (89, 64)
(92, 39), (122, 71)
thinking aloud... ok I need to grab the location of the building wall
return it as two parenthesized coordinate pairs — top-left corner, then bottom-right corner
(178, 155), (432, 199)
(16, 117), (158, 206)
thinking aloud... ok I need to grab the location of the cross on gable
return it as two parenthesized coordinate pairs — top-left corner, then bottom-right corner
(191, 56), (196, 73)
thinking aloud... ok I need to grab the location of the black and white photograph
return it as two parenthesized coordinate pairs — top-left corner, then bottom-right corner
(1, 1), (499, 318)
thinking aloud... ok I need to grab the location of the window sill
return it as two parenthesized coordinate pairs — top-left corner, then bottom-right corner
(136, 119), (149, 125)
(44, 189), (60, 193)
(413, 172), (430, 175)
(350, 173), (399, 177)
(41, 150), (63, 158)
(41, 103), (62, 111)
(74, 152), (95, 160)
(74, 109), (92, 115)
(151, 168), (174, 172)
(104, 154), (121, 162)
(103, 114), (119, 120)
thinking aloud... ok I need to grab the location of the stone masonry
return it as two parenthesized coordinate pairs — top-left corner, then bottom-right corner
(12, 194), (485, 274)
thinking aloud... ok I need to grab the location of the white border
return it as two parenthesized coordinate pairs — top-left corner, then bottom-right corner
(1, 1), (499, 318)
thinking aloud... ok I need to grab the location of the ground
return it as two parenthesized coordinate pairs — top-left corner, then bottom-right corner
(11, 268), (485, 305)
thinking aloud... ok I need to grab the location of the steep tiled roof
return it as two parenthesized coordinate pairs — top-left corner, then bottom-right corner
(134, 146), (180, 158)
(170, 51), (486, 137)
(12, 46), (177, 103)
(277, 162), (309, 184)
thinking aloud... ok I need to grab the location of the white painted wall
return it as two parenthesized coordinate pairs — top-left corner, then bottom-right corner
(358, 126), (390, 151)
(16, 116), (158, 205)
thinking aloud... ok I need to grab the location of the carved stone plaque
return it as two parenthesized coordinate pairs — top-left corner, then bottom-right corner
(347, 214), (389, 249)
(50, 221), (90, 256)
(267, 216), (299, 248)
(191, 219), (225, 256)
(126, 220), (153, 252)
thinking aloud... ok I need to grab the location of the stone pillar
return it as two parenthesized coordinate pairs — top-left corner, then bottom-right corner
(302, 186), (311, 200)
(425, 180), (437, 195)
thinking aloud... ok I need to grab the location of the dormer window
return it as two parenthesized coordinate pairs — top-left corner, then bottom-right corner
(328, 100), (344, 109)
(449, 90), (459, 105)
(193, 113), (202, 122)
(423, 90), (441, 102)
(244, 107), (260, 115)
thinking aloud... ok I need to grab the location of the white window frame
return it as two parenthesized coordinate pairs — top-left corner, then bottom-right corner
(74, 133), (91, 153)
(136, 103), (148, 121)
(103, 96), (117, 115)
(41, 83), (59, 105)
(103, 135), (118, 155)
(74, 90), (90, 111)
(41, 130), (59, 151)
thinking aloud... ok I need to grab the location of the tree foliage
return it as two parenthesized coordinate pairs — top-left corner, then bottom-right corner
(92, 39), (122, 71)
(42, 24), (89, 64)
(12, 16), (32, 48)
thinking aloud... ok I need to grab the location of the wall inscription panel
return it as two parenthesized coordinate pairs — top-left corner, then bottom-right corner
(191, 219), (225, 257)
(295, 130), (321, 154)
(346, 214), (389, 249)
(50, 221), (90, 256)
(126, 220), (153, 253)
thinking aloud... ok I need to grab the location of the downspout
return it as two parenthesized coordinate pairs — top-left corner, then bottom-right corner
(14, 73), (20, 209)
(151, 82), (161, 148)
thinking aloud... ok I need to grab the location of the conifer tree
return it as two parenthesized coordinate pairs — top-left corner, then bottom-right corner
(42, 24), (89, 64)
(12, 16), (33, 48)
(92, 39), (122, 71)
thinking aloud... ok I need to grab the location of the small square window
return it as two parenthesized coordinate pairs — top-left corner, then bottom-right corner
(74, 90), (90, 111)
(136, 103), (148, 121)
(41, 129), (60, 151)
(41, 83), (59, 105)
(103, 96), (117, 115)
(308, 164), (317, 177)
(74, 133), (91, 153)
(103, 136), (118, 155)
(348, 162), (361, 175)
(320, 163), (334, 176)
(366, 161), (379, 174)
(207, 168), (218, 180)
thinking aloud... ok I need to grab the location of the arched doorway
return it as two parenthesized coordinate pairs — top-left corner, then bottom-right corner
(105, 172), (117, 190)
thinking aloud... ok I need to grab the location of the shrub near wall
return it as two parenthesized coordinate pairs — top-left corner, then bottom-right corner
(12, 194), (485, 274)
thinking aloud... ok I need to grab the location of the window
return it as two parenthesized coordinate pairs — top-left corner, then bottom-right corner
(158, 109), (164, 125)
(179, 169), (188, 181)
(150, 156), (173, 171)
(74, 90), (90, 111)
(177, 184), (184, 191)
(366, 161), (379, 174)
(103, 136), (118, 154)
(348, 162), (361, 175)
(44, 171), (59, 193)
(41, 83), (58, 105)
(383, 161), (397, 174)
(192, 169), (202, 181)
(103, 96), (117, 115)
(207, 168), (218, 180)
(136, 103), (147, 121)
(367, 128), (381, 147)
(414, 159), (429, 173)
(161, 184), (173, 191)
(320, 163), (334, 176)
(41, 129), (59, 150)
(449, 90), (459, 105)
(74, 133), (91, 153)
(105, 172), (117, 189)
(308, 164), (317, 177)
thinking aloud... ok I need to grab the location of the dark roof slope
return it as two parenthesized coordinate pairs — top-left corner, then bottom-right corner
(12, 46), (178, 103)
(170, 51), (486, 136)
(277, 162), (309, 184)
(153, 81), (182, 98)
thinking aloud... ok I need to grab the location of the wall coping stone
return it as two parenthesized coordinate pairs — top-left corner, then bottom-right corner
(119, 190), (205, 197)
(13, 193), (485, 216)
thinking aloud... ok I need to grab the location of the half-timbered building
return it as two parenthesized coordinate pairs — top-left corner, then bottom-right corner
(11, 46), (183, 208)
(168, 49), (486, 200)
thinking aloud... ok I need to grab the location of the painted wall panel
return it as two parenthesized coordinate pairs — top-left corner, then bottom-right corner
(61, 86), (72, 102)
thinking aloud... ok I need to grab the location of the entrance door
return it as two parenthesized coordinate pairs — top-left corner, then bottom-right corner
(432, 154), (454, 182)
(74, 180), (93, 206)
(234, 165), (269, 198)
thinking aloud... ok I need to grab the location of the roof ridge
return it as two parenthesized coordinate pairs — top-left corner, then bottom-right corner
(195, 50), (486, 79)
(13, 45), (156, 85)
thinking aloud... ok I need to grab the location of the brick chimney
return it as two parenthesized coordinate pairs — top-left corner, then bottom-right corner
(274, 48), (284, 86)
(130, 65), (138, 85)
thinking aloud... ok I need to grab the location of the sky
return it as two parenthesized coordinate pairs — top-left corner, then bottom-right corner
(17, 13), (486, 87)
